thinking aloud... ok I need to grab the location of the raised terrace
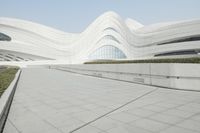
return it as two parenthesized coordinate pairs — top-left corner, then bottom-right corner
(2, 66), (200, 133)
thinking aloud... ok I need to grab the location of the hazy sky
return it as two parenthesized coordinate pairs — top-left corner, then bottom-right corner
(1, 0), (200, 32)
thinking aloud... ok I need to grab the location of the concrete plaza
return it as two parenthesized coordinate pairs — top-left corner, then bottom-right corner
(3, 68), (200, 133)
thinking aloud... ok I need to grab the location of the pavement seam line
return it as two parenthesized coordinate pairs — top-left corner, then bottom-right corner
(69, 88), (159, 133)
(7, 119), (22, 133)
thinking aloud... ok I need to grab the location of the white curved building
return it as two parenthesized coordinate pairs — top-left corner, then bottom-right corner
(0, 11), (200, 65)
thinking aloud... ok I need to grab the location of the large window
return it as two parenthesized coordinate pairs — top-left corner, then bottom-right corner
(103, 27), (119, 34)
(157, 35), (200, 45)
(0, 32), (11, 41)
(89, 45), (126, 59)
(155, 49), (200, 57)
(98, 35), (121, 44)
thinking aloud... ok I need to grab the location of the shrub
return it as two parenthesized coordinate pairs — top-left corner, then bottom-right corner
(84, 57), (200, 64)
(0, 67), (18, 96)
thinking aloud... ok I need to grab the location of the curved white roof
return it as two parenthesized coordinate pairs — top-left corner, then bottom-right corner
(0, 11), (200, 65)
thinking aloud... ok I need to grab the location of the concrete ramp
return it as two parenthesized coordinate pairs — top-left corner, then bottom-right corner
(3, 68), (200, 133)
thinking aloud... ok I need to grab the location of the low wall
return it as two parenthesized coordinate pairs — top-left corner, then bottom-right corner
(0, 70), (21, 132)
(52, 63), (200, 91)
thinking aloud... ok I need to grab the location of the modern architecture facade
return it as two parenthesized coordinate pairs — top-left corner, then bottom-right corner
(0, 11), (200, 64)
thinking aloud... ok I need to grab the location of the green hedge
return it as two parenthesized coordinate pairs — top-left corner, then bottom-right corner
(84, 57), (200, 64)
(0, 67), (18, 96)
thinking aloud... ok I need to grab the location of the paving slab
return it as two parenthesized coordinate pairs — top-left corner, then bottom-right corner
(3, 68), (200, 133)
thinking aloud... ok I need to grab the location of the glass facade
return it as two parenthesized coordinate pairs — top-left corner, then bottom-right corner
(89, 45), (126, 59)
(103, 27), (119, 33)
(96, 35), (121, 46)
(155, 49), (200, 57)
(101, 35), (121, 44)
(0, 32), (11, 41)
(158, 36), (200, 45)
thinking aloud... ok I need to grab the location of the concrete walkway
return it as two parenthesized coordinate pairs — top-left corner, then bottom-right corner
(3, 68), (200, 133)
